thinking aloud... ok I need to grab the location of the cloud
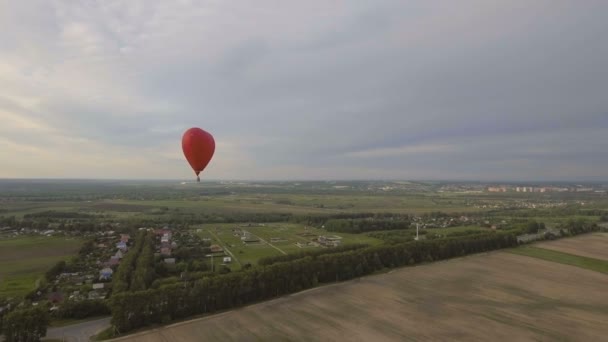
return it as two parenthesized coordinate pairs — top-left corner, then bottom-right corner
(344, 144), (457, 158)
(0, 0), (607, 180)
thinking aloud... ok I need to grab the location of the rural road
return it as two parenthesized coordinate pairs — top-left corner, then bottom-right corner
(46, 317), (111, 342)
(207, 229), (242, 266)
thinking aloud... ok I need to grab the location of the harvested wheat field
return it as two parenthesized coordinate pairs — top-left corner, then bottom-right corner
(536, 233), (608, 260)
(114, 247), (608, 342)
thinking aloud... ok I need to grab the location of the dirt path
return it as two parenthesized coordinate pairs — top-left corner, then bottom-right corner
(244, 230), (287, 255)
(207, 230), (242, 267)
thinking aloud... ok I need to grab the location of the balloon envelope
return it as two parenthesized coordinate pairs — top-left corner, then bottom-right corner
(182, 127), (215, 180)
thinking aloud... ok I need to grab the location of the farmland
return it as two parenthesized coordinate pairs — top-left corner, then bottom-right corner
(0, 180), (606, 338)
(111, 234), (608, 341)
(0, 236), (83, 297)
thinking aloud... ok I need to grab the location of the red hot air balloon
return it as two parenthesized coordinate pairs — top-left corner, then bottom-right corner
(182, 127), (215, 182)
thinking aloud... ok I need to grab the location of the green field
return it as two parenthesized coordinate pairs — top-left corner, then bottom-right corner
(507, 246), (608, 274)
(0, 236), (83, 297)
(1, 193), (485, 220)
(195, 222), (383, 269)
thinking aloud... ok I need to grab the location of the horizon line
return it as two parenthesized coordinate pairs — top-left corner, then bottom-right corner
(0, 177), (606, 184)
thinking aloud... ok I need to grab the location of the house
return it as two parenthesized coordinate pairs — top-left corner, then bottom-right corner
(120, 234), (130, 243)
(116, 242), (127, 251)
(99, 267), (113, 280)
(210, 244), (223, 253)
(69, 291), (84, 301)
(164, 258), (176, 265)
(223, 257), (232, 263)
(48, 292), (63, 304)
(318, 235), (342, 247)
(240, 231), (260, 243)
(92, 283), (104, 290)
(88, 291), (103, 300)
(161, 247), (171, 256)
(115, 250), (124, 259)
(109, 256), (120, 266)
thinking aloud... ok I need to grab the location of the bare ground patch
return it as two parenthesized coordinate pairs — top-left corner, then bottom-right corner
(112, 251), (608, 342)
(536, 233), (608, 261)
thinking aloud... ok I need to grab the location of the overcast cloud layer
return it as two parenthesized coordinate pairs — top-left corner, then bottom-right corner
(1, 0), (607, 181)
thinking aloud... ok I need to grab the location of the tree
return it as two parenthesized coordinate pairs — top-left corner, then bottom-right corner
(526, 221), (540, 234)
(57, 300), (110, 319)
(45, 260), (66, 282)
(3, 306), (50, 342)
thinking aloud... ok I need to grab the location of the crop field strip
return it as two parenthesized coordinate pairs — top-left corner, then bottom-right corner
(508, 247), (608, 274)
(534, 232), (608, 260)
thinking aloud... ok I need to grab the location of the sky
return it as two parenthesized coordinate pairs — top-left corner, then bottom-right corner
(1, 0), (607, 181)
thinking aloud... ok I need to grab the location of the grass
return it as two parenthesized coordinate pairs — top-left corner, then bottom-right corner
(507, 246), (608, 274)
(1, 192), (487, 220)
(50, 315), (109, 328)
(0, 236), (83, 297)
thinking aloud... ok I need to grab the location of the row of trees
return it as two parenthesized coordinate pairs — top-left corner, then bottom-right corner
(110, 232), (517, 333)
(1, 306), (49, 342)
(559, 219), (600, 235)
(324, 218), (411, 233)
(258, 243), (369, 266)
(23, 210), (97, 219)
(130, 232), (157, 291)
(524, 221), (547, 234)
(112, 231), (152, 294)
(55, 300), (110, 320)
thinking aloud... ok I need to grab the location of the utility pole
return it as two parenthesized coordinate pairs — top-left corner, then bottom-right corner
(415, 223), (419, 241)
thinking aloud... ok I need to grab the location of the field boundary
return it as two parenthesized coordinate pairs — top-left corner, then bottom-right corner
(507, 246), (608, 274)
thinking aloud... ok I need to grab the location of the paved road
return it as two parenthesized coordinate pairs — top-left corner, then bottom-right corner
(46, 317), (111, 342)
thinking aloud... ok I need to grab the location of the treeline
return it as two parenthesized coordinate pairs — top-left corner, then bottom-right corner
(299, 213), (410, 227)
(23, 210), (97, 219)
(55, 300), (110, 319)
(112, 231), (156, 294)
(258, 244), (369, 266)
(558, 219), (600, 235)
(324, 218), (411, 233)
(110, 232), (517, 333)
(367, 230), (419, 244)
(1, 306), (49, 342)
